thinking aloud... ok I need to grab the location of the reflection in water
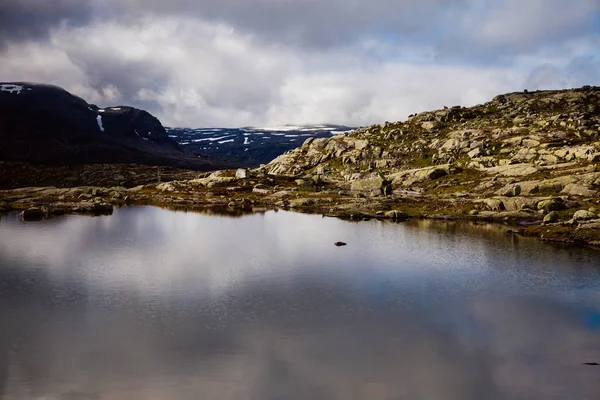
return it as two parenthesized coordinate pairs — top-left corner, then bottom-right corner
(0, 207), (599, 400)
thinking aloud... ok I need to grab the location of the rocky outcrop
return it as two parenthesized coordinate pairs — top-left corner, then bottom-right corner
(0, 82), (222, 170)
(265, 86), (600, 206)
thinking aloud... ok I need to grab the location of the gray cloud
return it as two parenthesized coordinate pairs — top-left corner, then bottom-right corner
(0, 0), (599, 126)
(0, 0), (92, 47)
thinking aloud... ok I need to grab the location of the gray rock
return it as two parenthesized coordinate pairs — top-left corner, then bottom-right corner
(537, 198), (566, 212)
(235, 168), (248, 179)
(385, 210), (410, 220)
(289, 198), (315, 208)
(562, 183), (597, 197)
(351, 176), (385, 192)
(573, 210), (597, 221)
(295, 179), (313, 188)
(497, 184), (521, 197)
(481, 198), (505, 211)
(543, 211), (560, 224)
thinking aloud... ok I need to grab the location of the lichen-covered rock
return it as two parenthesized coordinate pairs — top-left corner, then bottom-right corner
(543, 211), (560, 224)
(572, 210), (597, 221)
(351, 176), (385, 192)
(537, 198), (566, 212)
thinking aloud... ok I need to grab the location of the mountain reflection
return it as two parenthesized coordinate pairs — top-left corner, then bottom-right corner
(0, 207), (599, 399)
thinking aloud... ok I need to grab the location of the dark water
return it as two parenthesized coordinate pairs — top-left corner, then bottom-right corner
(0, 207), (599, 400)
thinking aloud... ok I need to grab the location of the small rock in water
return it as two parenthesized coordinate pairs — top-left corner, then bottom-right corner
(334, 242), (347, 247)
(583, 362), (599, 366)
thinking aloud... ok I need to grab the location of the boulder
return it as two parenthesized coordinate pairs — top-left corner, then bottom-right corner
(496, 184), (521, 197)
(289, 198), (315, 208)
(385, 210), (410, 220)
(388, 165), (451, 187)
(295, 179), (313, 188)
(235, 169), (248, 179)
(484, 164), (539, 177)
(543, 211), (560, 224)
(573, 210), (597, 221)
(537, 198), (566, 212)
(481, 198), (505, 211)
(351, 176), (385, 192)
(561, 183), (597, 197)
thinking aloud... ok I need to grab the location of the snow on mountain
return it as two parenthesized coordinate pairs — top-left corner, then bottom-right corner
(167, 124), (355, 167)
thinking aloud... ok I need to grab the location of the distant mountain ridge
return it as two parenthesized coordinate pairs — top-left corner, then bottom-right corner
(167, 124), (354, 167)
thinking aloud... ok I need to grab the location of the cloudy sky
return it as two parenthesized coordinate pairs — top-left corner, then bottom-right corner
(1, 0), (599, 127)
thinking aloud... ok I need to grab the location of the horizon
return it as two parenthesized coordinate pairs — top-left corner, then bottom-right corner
(1, 1), (599, 127)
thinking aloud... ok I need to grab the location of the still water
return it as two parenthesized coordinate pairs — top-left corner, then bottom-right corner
(0, 207), (599, 399)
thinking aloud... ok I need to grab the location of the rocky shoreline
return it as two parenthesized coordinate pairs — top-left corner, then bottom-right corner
(1, 163), (599, 247)
(2, 86), (600, 247)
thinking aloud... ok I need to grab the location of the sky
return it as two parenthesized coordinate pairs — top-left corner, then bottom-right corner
(0, 0), (599, 128)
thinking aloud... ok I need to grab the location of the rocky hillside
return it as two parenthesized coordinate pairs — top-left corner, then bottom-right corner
(267, 86), (600, 201)
(0, 82), (225, 170)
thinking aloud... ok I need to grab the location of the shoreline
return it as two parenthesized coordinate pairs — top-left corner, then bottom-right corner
(2, 167), (599, 249)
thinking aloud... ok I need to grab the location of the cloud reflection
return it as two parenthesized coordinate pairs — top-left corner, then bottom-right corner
(0, 208), (599, 399)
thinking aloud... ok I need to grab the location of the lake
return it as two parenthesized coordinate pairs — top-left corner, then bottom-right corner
(0, 207), (599, 399)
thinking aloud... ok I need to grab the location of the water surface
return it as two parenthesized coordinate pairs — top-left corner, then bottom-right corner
(0, 207), (599, 399)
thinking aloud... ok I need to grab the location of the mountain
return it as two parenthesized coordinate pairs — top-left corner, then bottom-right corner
(0, 82), (224, 170)
(167, 124), (354, 167)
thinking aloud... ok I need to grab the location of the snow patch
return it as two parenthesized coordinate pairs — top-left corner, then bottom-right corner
(191, 135), (234, 142)
(218, 139), (235, 144)
(98, 109), (106, 113)
(96, 115), (104, 132)
(0, 84), (24, 94)
(243, 137), (250, 145)
(111, 107), (122, 111)
(256, 125), (305, 131)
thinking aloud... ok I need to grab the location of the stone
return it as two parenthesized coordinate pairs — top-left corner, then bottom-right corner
(421, 121), (441, 130)
(252, 187), (270, 195)
(481, 198), (505, 211)
(385, 210), (410, 220)
(235, 169), (248, 179)
(289, 198), (314, 208)
(573, 210), (597, 221)
(295, 179), (312, 188)
(467, 147), (483, 158)
(351, 176), (385, 192)
(484, 164), (539, 177)
(543, 211), (560, 224)
(561, 183), (597, 197)
(537, 198), (566, 212)
(497, 184), (521, 197)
